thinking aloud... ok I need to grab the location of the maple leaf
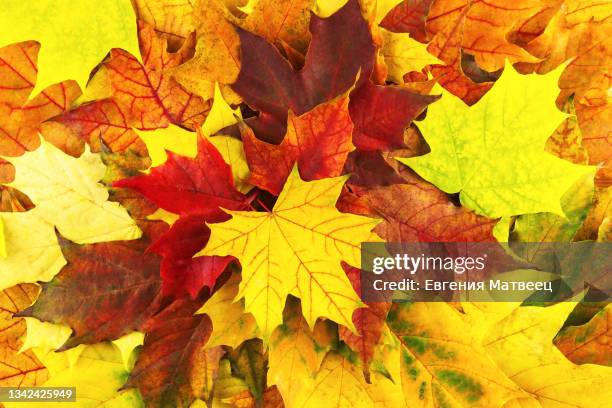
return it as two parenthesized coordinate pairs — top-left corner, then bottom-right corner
(354, 170), (499, 242)
(199, 167), (380, 339)
(20, 222), (167, 349)
(4, 138), (141, 244)
(381, 0), (435, 43)
(106, 21), (211, 132)
(196, 272), (261, 348)
(290, 348), (408, 407)
(339, 264), (390, 371)
(425, 0), (552, 72)
(267, 297), (336, 406)
(0, 208), (65, 291)
(227, 339), (267, 402)
(0, 284), (48, 387)
(0, 42), (81, 156)
(148, 215), (233, 299)
(510, 173), (595, 243)
(136, 125), (199, 167)
(0, 0), (139, 95)
(232, 0), (375, 142)
(386, 302), (530, 407)
(202, 82), (253, 193)
(170, 0), (242, 103)
(5, 341), (142, 408)
(114, 135), (248, 219)
(241, 0), (314, 55)
(132, 0), (196, 51)
(349, 81), (439, 151)
(484, 301), (612, 406)
(242, 94), (354, 195)
(124, 298), (216, 408)
(53, 99), (148, 157)
(398, 62), (594, 218)
(554, 303), (612, 366)
(380, 28), (441, 84)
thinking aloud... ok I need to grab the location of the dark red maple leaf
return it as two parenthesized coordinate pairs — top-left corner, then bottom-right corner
(148, 215), (233, 300)
(19, 222), (168, 349)
(232, 0), (375, 143)
(124, 298), (218, 407)
(113, 135), (249, 219)
(349, 81), (439, 151)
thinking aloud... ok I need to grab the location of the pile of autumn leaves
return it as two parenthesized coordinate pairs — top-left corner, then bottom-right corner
(0, 0), (610, 407)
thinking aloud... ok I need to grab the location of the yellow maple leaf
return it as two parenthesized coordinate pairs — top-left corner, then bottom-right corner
(381, 28), (441, 84)
(199, 167), (380, 339)
(196, 272), (261, 348)
(202, 83), (252, 193)
(484, 301), (612, 406)
(0, 0), (139, 96)
(267, 297), (336, 406)
(292, 350), (407, 407)
(137, 125), (198, 168)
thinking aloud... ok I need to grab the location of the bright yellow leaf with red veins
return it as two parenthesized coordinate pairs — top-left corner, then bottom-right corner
(426, 0), (555, 71)
(0, 0), (139, 96)
(198, 167), (381, 339)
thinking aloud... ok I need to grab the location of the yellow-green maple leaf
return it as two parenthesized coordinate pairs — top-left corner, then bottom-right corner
(199, 167), (380, 339)
(0, 208), (65, 291)
(0, 0), (139, 96)
(4, 139), (141, 244)
(398, 62), (594, 218)
(484, 301), (612, 406)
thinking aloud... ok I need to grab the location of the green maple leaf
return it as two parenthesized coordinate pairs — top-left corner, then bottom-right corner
(398, 62), (594, 218)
